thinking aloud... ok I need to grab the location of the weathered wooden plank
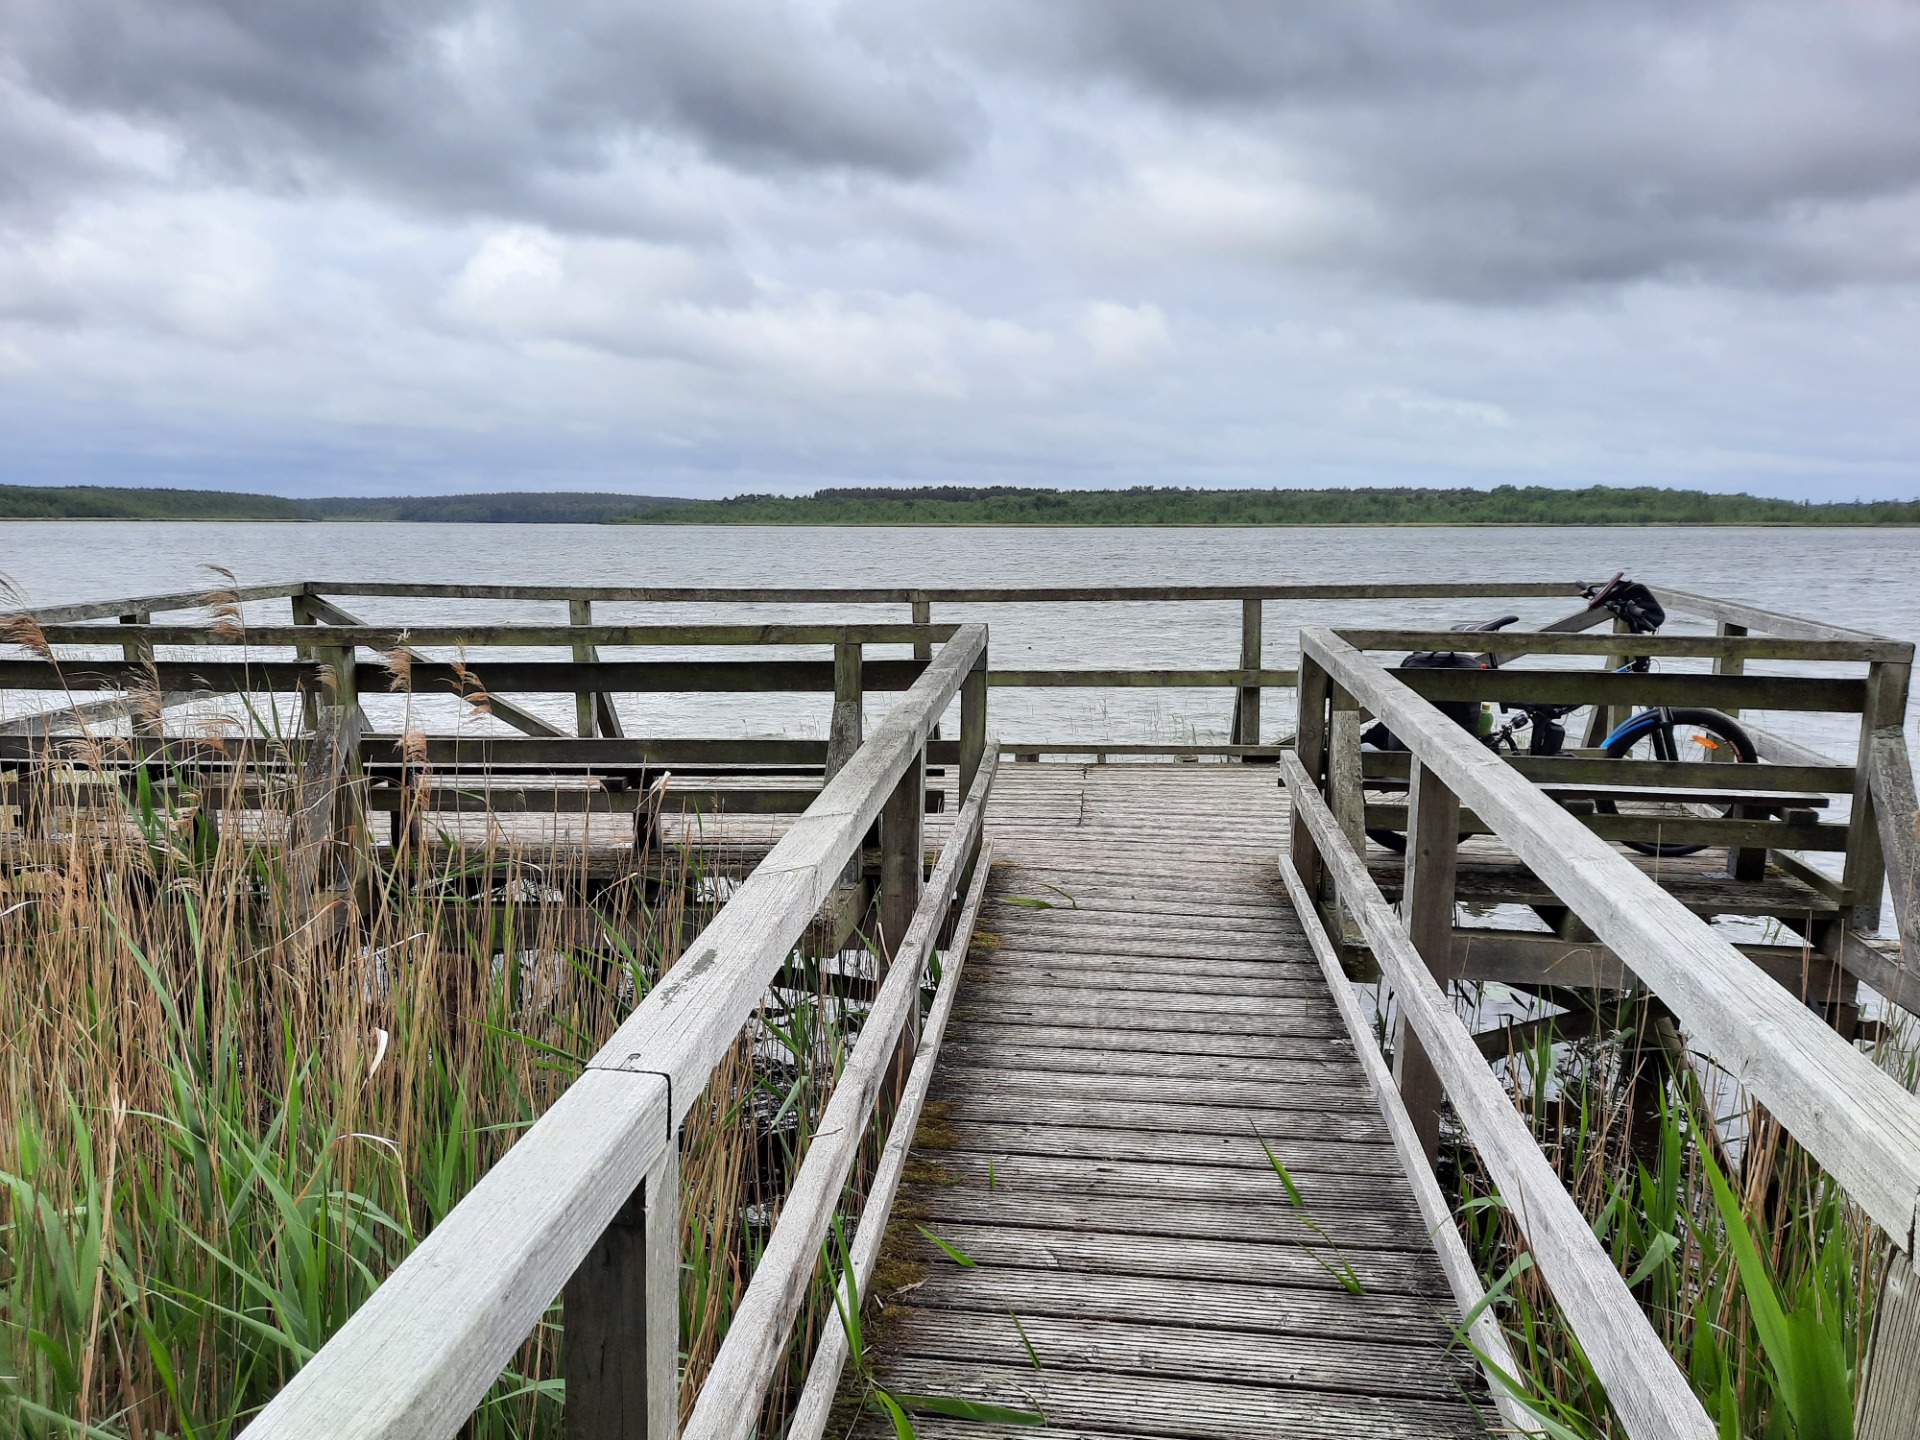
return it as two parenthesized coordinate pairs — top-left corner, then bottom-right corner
(989, 667), (1299, 688)
(304, 578), (1585, 604)
(883, 1306), (1480, 1399)
(928, 1151), (1417, 1209)
(867, 1359), (1487, 1438)
(1858, 1250), (1920, 1440)
(882, 1219), (1448, 1294)
(562, 1136), (676, 1440)
(1361, 748), (1854, 793)
(1656, 587), (1888, 643)
(1397, 666), (1866, 713)
(920, 1188), (1435, 1251)
(929, 1091), (1390, 1143)
(928, 1060), (1367, 1111)
(41, 621), (958, 648)
(941, 1021), (1349, 1061)
(1337, 626), (1905, 663)
(966, 961), (1314, 999)
(895, 1266), (1456, 1346)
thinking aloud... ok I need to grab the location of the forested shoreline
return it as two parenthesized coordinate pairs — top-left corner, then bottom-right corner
(4, 480), (1917, 525)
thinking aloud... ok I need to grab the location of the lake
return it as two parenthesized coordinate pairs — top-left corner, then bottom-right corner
(1, 521), (1913, 751)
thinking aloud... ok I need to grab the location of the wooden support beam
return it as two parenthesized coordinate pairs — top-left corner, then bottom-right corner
(563, 1138), (678, 1440)
(1846, 659), (1913, 928)
(1394, 760), (1459, 1166)
(1234, 598), (1263, 747)
(1859, 1249), (1920, 1440)
(570, 599), (597, 738)
(1288, 655), (1330, 901)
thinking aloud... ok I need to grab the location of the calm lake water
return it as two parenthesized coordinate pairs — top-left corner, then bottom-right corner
(1, 521), (1912, 750)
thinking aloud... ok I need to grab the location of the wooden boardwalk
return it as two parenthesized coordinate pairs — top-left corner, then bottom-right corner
(864, 764), (1491, 1438)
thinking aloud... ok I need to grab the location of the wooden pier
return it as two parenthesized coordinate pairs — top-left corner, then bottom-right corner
(869, 764), (1489, 1436)
(6, 577), (1920, 1437)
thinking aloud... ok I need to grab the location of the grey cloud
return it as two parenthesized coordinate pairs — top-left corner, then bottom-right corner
(0, 0), (978, 229)
(908, 0), (1920, 297)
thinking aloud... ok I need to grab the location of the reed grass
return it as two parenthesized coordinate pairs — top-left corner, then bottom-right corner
(1450, 988), (1914, 1437)
(0, 714), (873, 1438)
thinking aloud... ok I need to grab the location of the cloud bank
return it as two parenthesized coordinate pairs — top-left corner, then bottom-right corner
(0, 0), (1917, 497)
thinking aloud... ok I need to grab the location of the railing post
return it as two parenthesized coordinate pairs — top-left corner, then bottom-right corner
(118, 611), (158, 736)
(826, 642), (863, 781)
(911, 600), (932, 662)
(1234, 598), (1263, 751)
(1394, 758), (1459, 1166)
(571, 599), (596, 738)
(958, 656), (987, 806)
(291, 593), (320, 731)
(912, 599), (942, 744)
(1580, 614), (1630, 747)
(1327, 686), (1366, 954)
(1713, 622), (1768, 880)
(1289, 654), (1331, 895)
(881, 747), (925, 955)
(564, 1135), (680, 1440)
(1859, 1249), (1920, 1440)
(957, 655), (989, 900)
(1845, 656), (1911, 932)
(880, 743), (926, 1088)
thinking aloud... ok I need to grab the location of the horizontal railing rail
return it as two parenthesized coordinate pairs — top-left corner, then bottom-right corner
(12, 575), (1898, 759)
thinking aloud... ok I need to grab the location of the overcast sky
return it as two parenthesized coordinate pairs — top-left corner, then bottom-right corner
(2, 1), (1918, 499)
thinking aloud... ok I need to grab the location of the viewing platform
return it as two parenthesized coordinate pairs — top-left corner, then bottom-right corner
(4, 577), (1920, 1438)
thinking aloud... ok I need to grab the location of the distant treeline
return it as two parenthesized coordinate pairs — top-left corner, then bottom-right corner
(4, 480), (1918, 526)
(0, 485), (685, 523)
(637, 484), (1920, 526)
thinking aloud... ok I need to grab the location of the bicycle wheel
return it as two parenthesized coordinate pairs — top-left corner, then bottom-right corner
(1590, 707), (1758, 857)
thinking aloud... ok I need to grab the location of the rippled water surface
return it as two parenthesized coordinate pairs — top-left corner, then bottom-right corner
(2, 521), (1915, 746)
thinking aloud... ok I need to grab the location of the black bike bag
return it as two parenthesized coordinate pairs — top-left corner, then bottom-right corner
(1600, 580), (1666, 635)
(1361, 648), (1485, 751)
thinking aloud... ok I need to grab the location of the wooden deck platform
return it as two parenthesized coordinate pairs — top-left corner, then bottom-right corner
(860, 764), (1492, 1438)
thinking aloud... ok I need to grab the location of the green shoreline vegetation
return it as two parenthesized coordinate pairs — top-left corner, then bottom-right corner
(4, 481), (1920, 525)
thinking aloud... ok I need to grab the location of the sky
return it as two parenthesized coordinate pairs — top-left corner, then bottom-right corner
(1, 1), (1918, 500)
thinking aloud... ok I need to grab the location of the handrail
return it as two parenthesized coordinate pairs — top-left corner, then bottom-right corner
(1273, 836), (1539, 1436)
(1283, 753), (1712, 1438)
(1300, 626), (1920, 1254)
(245, 623), (988, 1439)
(784, 836), (997, 1440)
(682, 745), (1000, 1440)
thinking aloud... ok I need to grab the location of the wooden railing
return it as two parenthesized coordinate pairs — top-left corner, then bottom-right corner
(1285, 620), (1920, 1437)
(3, 577), (1585, 752)
(225, 623), (989, 1439)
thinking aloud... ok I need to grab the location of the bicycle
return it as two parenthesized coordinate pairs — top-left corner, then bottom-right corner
(1361, 574), (1757, 857)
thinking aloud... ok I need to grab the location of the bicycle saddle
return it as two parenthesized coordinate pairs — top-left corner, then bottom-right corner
(1452, 614), (1521, 633)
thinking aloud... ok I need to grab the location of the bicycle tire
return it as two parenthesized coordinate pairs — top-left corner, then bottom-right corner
(1591, 707), (1758, 857)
